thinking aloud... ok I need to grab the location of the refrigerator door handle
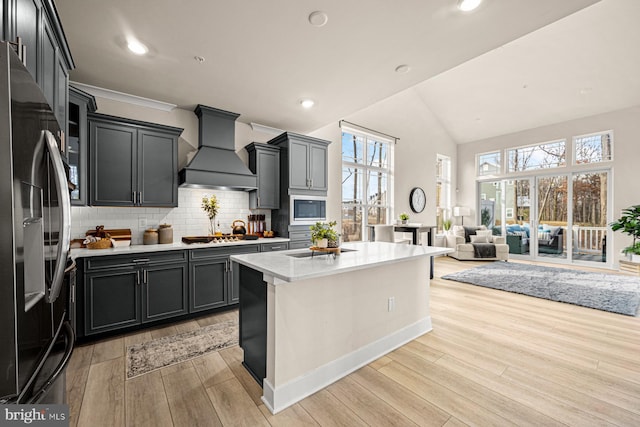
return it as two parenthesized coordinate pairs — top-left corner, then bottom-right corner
(44, 130), (71, 304)
(26, 322), (75, 404)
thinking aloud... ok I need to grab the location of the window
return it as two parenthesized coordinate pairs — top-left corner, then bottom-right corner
(507, 140), (566, 172)
(574, 131), (613, 164)
(341, 128), (393, 242)
(478, 152), (501, 176)
(436, 155), (451, 232)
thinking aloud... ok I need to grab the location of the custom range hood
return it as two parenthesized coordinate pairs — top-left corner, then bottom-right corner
(179, 105), (257, 190)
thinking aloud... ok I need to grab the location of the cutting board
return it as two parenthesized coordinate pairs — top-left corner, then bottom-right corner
(86, 228), (132, 241)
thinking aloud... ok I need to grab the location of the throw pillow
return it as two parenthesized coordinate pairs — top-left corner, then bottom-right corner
(463, 226), (479, 243)
(475, 229), (493, 243)
(538, 231), (551, 240)
(470, 234), (489, 243)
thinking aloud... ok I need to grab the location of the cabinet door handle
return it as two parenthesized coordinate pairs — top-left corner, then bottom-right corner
(132, 258), (150, 263)
(138, 192), (142, 205)
(271, 246), (283, 250)
(143, 270), (148, 284)
(136, 270), (141, 285)
(132, 191), (136, 204)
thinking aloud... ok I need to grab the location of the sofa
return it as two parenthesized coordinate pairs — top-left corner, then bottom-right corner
(537, 227), (564, 254)
(446, 225), (509, 261)
(506, 233), (529, 254)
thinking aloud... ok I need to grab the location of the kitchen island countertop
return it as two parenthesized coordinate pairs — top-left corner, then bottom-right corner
(70, 237), (290, 259)
(230, 241), (452, 283)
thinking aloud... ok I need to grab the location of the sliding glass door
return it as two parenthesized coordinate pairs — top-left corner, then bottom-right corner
(480, 171), (609, 265)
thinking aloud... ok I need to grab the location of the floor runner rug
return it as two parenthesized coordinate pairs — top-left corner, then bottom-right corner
(126, 319), (238, 379)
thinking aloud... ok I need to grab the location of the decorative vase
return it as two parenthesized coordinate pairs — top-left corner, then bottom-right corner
(315, 238), (328, 248)
(632, 254), (640, 263)
(401, 219), (408, 225)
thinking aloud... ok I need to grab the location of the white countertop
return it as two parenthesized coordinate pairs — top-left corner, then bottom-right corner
(230, 241), (453, 283)
(70, 237), (290, 259)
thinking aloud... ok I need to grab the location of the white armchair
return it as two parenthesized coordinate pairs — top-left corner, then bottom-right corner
(372, 225), (410, 244)
(446, 225), (509, 261)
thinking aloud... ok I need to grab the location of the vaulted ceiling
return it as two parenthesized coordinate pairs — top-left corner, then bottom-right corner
(55, 0), (638, 143)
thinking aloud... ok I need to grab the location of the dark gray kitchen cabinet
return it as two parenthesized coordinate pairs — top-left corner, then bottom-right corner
(189, 256), (228, 313)
(4, 0), (73, 129)
(259, 242), (289, 252)
(68, 85), (97, 205)
(82, 251), (188, 336)
(85, 268), (141, 335)
(268, 132), (330, 195)
(245, 143), (280, 209)
(89, 113), (182, 207)
(189, 245), (260, 312)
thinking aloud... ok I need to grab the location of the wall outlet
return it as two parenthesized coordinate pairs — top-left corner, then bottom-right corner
(388, 297), (395, 312)
(138, 217), (147, 229)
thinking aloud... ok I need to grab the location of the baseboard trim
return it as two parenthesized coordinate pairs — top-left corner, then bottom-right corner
(262, 316), (432, 414)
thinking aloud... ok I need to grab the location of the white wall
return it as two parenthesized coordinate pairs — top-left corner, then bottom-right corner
(310, 87), (458, 233)
(455, 105), (640, 264)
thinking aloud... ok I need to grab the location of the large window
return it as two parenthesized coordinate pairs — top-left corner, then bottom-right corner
(436, 155), (451, 232)
(574, 131), (613, 164)
(478, 151), (501, 176)
(507, 140), (566, 172)
(342, 128), (393, 242)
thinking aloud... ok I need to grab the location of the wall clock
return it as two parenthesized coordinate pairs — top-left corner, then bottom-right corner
(409, 187), (426, 213)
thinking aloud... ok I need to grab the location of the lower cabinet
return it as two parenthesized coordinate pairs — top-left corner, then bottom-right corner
(188, 245), (260, 312)
(83, 251), (188, 336)
(80, 242), (286, 338)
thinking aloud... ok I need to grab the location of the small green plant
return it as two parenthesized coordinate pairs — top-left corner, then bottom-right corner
(443, 218), (452, 231)
(201, 195), (220, 235)
(310, 221), (338, 244)
(399, 212), (410, 221)
(610, 205), (640, 255)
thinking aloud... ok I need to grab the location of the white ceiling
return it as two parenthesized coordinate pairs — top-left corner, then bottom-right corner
(53, 0), (636, 144)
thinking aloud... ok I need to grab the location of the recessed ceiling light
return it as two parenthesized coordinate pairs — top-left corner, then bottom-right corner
(395, 64), (411, 74)
(300, 99), (315, 109)
(457, 0), (482, 12)
(127, 38), (148, 55)
(308, 11), (328, 27)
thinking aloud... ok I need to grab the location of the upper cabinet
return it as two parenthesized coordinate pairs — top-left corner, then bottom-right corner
(245, 143), (280, 209)
(68, 85), (97, 206)
(2, 0), (74, 129)
(88, 113), (183, 207)
(267, 132), (330, 195)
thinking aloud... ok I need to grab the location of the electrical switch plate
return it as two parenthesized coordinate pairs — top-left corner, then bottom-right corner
(388, 297), (395, 312)
(139, 217), (147, 228)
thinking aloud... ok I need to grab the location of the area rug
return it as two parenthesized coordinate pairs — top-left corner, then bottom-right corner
(442, 262), (640, 316)
(126, 319), (238, 379)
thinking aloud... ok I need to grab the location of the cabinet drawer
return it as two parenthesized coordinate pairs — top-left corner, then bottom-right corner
(288, 240), (311, 250)
(189, 245), (260, 261)
(85, 250), (187, 271)
(260, 242), (289, 252)
(288, 230), (312, 240)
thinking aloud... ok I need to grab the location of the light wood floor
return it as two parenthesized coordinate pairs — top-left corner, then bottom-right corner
(67, 257), (640, 426)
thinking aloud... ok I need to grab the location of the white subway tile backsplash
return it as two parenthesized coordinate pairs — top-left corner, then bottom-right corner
(71, 188), (271, 244)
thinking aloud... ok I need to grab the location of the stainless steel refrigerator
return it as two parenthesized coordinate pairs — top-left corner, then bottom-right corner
(0, 41), (73, 404)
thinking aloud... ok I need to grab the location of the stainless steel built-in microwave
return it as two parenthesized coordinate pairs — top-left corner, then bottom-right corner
(290, 195), (327, 225)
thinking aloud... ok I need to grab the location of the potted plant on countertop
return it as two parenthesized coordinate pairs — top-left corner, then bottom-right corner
(310, 221), (338, 248)
(201, 195), (220, 235)
(399, 212), (410, 225)
(610, 205), (640, 262)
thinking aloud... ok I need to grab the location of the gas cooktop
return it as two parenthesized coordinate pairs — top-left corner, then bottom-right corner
(182, 235), (244, 244)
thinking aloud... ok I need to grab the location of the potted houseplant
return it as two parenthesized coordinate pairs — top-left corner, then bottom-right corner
(610, 205), (640, 262)
(201, 195), (220, 235)
(399, 212), (410, 225)
(310, 221), (338, 248)
(443, 218), (452, 234)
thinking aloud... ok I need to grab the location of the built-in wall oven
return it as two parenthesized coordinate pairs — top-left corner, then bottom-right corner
(290, 195), (327, 225)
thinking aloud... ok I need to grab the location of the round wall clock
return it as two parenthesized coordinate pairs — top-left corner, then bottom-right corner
(409, 187), (426, 213)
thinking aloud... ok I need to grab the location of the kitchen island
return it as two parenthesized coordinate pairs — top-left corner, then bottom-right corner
(230, 241), (452, 414)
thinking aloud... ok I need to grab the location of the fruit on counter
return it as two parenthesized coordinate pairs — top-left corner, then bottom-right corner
(263, 230), (274, 237)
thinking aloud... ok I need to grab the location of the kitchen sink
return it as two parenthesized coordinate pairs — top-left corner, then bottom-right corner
(286, 248), (357, 258)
